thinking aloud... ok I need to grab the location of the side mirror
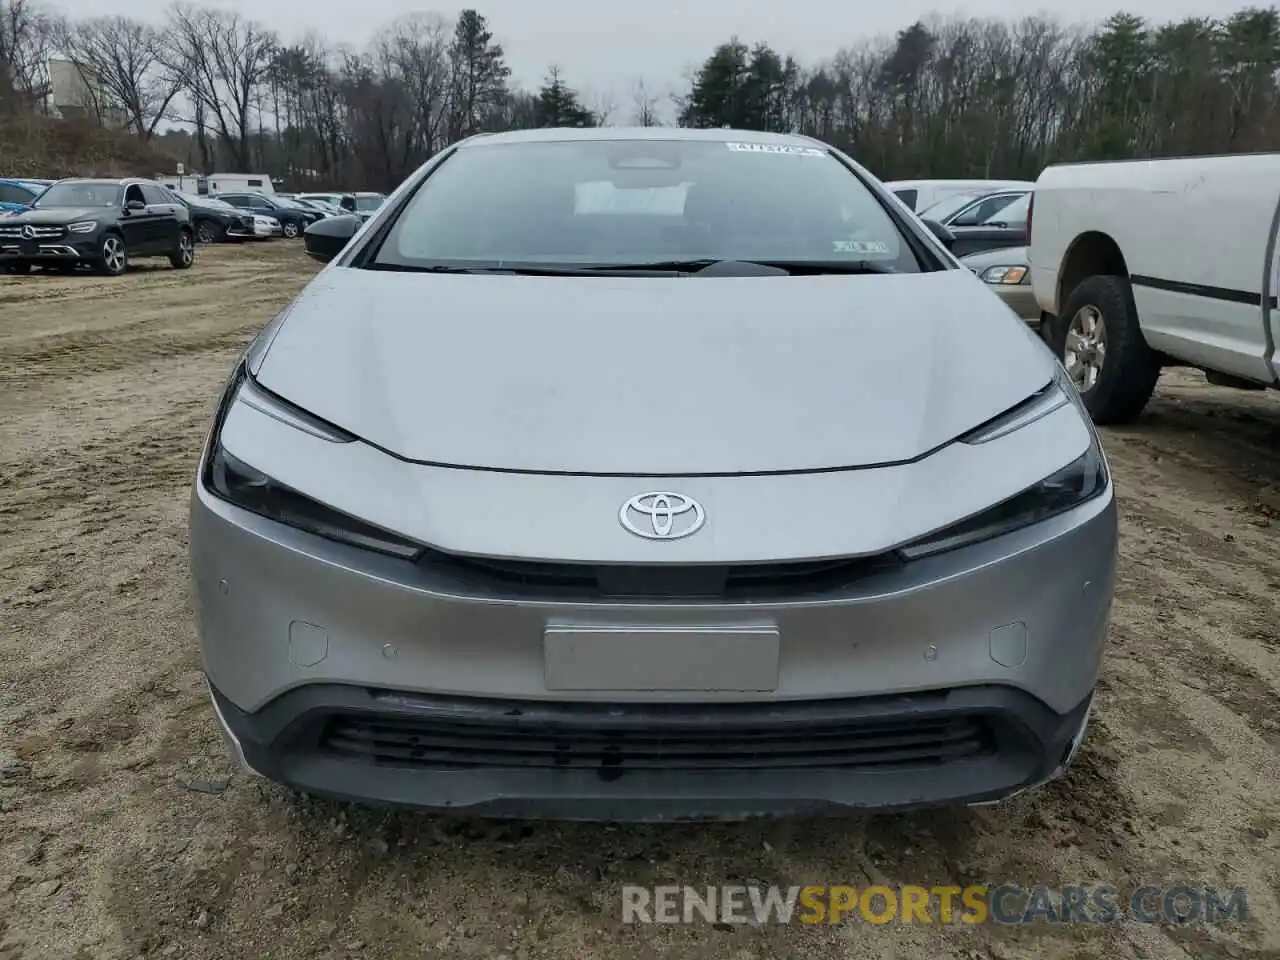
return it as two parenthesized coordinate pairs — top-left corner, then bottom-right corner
(304, 214), (360, 263)
(125, 199), (146, 213)
(922, 218), (956, 250)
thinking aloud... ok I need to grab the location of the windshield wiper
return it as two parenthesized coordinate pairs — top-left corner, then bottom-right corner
(581, 259), (901, 276)
(363, 259), (902, 277)
(363, 261), (681, 276)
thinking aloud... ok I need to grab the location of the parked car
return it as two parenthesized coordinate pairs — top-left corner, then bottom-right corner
(296, 191), (344, 208)
(919, 189), (1030, 227)
(943, 192), (1031, 257)
(298, 192), (383, 221)
(166, 189), (256, 243)
(0, 178), (49, 212)
(885, 178), (1035, 213)
(0, 177), (194, 275)
(960, 245), (1039, 329)
(290, 197), (342, 216)
(191, 127), (1116, 822)
(1030, 153), (1280, 423)
(343, 191), (385, 214)
(215, 192), (323, 238)
(251, 214), (284, 239)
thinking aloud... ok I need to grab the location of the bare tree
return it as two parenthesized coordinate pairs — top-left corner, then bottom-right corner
(630, 77), (660, 126)
(164, 3), (278, 169)
(0, 0), (54, 111)
(588, 90), (616, 126)
(59, 15), (182, 137)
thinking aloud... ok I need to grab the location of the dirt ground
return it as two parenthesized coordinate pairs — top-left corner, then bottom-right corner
(1, 241), (1278, 960)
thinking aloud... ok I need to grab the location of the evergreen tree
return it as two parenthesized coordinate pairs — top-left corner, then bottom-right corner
(447, 9), (512, 140)
(534, 67), (596, 127)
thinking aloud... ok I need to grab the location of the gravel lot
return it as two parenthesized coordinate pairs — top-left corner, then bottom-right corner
(1, 242), (1278, 960)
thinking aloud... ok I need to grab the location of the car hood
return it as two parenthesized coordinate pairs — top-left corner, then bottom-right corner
(3, 207), (104, 225)
(253, 267), (1057, 474)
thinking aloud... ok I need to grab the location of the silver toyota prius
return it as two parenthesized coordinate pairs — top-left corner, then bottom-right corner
(189, 127), (1117, 821)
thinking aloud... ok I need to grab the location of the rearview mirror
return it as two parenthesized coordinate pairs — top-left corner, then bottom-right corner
(922, 218), (956, 250)
(304, 214), (360, 263)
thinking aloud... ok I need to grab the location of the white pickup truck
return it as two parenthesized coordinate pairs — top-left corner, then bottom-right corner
(1028, 153), (1280, 423)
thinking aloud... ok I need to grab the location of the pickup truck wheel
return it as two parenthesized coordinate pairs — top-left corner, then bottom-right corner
(1053, 275), (1159, 425)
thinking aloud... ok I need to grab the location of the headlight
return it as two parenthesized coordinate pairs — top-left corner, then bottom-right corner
(67, 220), (97, 233)
(979, 265), (1027, 285)
(898, 370), (1108, 560)
(201, 366), (424, 561)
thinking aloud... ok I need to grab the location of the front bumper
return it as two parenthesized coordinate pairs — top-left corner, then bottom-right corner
(989, 283), (1040, 323)
(208, 679), (1095, 820)
(0, 236), (98, 262)
(191, 463), (1117, 819)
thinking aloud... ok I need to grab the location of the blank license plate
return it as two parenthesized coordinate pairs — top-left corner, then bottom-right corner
(544, 625), (780, 691)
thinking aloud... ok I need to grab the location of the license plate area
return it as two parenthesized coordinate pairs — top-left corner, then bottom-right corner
(19, 241), (38, 256)
(544, 625), (780, 691)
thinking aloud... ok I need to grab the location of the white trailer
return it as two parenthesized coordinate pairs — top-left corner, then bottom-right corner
(206, 173), (276, 196)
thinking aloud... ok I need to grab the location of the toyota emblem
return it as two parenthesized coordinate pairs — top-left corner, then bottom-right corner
(619, 492), (705, 540)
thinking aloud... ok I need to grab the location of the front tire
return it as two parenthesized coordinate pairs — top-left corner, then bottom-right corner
(195, 219), (223, 244)
(169, 229), (195, 269)
(282, 221), (300, 239)
(1050, 274), (1159, 425)
(95, 233), (128, 276)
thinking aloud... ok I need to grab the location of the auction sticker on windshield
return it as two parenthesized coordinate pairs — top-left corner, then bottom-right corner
(725, 142), (825, 156)
(833, 239), (892, 255)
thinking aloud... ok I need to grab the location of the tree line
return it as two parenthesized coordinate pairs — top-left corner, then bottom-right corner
(1, 0), (1277, 189)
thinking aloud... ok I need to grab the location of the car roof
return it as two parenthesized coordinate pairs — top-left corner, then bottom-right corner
(459, 126), (827, 150)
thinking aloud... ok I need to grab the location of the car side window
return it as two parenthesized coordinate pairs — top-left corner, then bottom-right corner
(140, 184), (170, 205)
(124, 184), (146, 207)
(248, 196), (271, 210)
(950, 195), (1006, 226)
(893, 188), (917, 209)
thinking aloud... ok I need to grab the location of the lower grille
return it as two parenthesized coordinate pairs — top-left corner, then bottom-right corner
(319, 711), (995, 772)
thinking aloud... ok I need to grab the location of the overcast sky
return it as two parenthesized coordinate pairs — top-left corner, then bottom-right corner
(60, 0), (1239, 115)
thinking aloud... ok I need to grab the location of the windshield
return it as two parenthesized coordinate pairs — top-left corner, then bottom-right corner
(354, 194), (384, 212)
(34, 182), (121, 208)
(374, 139), (924, 272)
(984, 193), (1030, 224)
(919, 193), (980, 223)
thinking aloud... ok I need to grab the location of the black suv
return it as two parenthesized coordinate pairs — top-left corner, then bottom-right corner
(0, 178), (195, 276)
(164, 188), (256, 244)
(215, 192), (324, 238)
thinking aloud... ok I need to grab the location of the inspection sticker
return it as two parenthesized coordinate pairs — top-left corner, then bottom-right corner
(833, 239), (892, 254)
(725, 142), (825, 156)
